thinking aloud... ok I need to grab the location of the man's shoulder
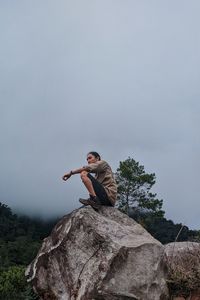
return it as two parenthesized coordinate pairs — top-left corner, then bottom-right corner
(99, 160), (108, 165)
(99, 160), (112, 169)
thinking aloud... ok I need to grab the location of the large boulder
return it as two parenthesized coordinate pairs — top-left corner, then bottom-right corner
(26, 206), (169, 300)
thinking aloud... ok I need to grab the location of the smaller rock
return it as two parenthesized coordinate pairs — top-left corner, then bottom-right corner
(164, 242), (200, 300)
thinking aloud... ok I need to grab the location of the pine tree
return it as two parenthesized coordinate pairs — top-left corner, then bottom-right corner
(115, 157), (164, 219)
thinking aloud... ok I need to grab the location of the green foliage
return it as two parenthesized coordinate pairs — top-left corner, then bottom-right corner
(0, 265), (38, 300)
(0, 202), (57, 299)
(0, 202), (57, 267)
(115, 157), (164, 218)
(0, 237), (41, 268)
(0, 203), (56, 242)
(189, 230), (200, 242)
(142, 216), (195, 244)
(115, 157), (200, 244)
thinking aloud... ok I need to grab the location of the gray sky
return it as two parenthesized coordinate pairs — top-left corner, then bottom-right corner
(1, 1), (200, 229)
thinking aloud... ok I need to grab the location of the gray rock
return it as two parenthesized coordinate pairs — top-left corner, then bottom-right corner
(164, 241), (200, 257)
(26, 206), (169, 300)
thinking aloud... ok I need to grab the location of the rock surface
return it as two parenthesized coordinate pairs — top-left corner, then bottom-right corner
(164, 242), (200, 300)
(164, 241), (200, 257)
(26, 206), (168, 300)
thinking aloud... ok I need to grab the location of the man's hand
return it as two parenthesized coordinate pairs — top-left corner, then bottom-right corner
(62, 172), (72, 181)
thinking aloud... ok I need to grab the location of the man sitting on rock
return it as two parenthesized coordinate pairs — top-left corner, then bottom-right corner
(62, 151), (117, 209)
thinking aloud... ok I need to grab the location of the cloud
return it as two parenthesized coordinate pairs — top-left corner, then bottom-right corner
(0, 0), (200, 228)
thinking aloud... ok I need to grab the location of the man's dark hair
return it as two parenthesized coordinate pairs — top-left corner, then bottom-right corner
(87, 151), (101, 160)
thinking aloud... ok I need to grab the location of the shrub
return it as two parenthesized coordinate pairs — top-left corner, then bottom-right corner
(165, 243), (200, 298)
(0, 265), (38, 300)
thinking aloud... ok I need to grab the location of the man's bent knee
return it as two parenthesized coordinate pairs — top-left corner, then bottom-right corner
(80, 171), (88, 181)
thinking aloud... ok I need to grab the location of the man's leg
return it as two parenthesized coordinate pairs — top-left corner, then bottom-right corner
(87, 174), (113, 206)
(79, 171), (101, 209)
(80, 171), (96, 197)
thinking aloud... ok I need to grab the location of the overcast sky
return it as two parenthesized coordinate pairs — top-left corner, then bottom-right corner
(0, 1), (200, 229)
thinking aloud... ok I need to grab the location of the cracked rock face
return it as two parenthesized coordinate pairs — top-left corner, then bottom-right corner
(26, 207), (168, 300)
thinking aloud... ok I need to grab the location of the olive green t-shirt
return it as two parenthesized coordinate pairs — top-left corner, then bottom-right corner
(83, 160), (117, 206)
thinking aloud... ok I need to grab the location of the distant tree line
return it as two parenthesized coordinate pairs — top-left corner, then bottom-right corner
(0, 156), (199, 298)
(0, 202), (57, 299)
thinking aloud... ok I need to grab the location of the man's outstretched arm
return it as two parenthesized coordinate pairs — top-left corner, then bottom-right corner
(62, 167), (85, 181)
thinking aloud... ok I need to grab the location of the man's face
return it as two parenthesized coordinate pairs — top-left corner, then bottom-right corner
(87, 154), (98, 164)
